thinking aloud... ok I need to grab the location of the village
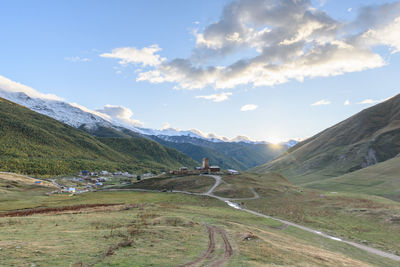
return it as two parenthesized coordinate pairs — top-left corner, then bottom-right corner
(42, 158), (239, 195)
(169, 158), (239, 176)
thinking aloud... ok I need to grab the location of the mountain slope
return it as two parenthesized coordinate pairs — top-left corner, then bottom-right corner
(253, 94), (400, 184)
(305, 156), (400, 201)
(0, 90), (113, 129)
(150, 136), (248, 170)
(0, 97), (196, 175)
(150, 135), (287, 170)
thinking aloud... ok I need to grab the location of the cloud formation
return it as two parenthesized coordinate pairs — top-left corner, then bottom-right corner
(102, 0), (400, 90)
(64, 56), (90, 62)
(195, 92), (232, 102)
(96, 105), (143, 127)
(0, 75), (62, 101)
(311, 99), (331, 106)
(358, 99), (381, 105)
(241, 104), (258, 111)
(100, 45), (165, 67)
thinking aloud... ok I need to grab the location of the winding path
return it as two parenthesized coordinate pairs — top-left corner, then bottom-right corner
(203, 175), (400, 262)
(103, 175), (400, 262)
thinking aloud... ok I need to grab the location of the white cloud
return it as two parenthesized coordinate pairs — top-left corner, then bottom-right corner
(360, 17), (400, 54)
(113, 1), (400, 90)
(358, 99), (381, 105)
(0, 75), (62, 101)
(0, 74), (145, 130)
(95, 105), (143, 127)
(311, 99), (331, 106)
(348, 8), (352, 13)
(195, 92), (232, 102)
(344, 100), (350, 105)
(100, 44), (166, 67)
(241, 104), (258, 111)
(64, 56), (90, 62)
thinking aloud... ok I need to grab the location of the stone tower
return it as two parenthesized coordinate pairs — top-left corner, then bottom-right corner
(202, 158), (210, 169)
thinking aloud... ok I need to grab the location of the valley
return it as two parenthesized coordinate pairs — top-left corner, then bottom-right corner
(1, 172), (399, 266)
(2, 1), (400, 266)
(0, 78), (399, 267)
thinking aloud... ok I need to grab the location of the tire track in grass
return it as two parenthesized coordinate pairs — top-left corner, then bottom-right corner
(180, 225), (233, 267)
(179, 225), (216, 267)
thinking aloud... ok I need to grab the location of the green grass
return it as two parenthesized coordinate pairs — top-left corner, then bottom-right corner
(103, 172), (400, 257)
(0, 97), (196, 176)
(304, 156), (400, 201)
(209, 173), (400, 255)
(120, 175), (216, 193)
(1, 187), (398, 266)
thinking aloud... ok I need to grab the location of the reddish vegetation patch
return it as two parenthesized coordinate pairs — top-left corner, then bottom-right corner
(0, 203), (124, 217)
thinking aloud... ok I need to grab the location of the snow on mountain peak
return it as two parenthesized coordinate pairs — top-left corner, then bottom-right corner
(0, 76), (299, 146)
(0, 89), (112, 129)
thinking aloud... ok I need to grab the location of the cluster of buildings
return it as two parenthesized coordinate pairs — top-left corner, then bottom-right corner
(170, 158), (221, 175)
(80, 170), (136, 178)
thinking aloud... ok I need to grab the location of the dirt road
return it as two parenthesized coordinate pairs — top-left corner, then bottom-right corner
(103, 175), (400, 262)
(180, 225), (233, 267)
(203, 175), (400, 262)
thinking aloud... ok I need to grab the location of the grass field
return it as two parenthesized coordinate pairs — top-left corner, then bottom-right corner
(123, 175), (216, 193)
(304, 156), (400, 201)
(0, 192), (398, 266)
(1, 172), (399, 266)
(211, 173), (400, 255)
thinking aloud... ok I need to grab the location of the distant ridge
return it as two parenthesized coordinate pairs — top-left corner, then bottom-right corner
(0, 89), (295, 170)
(253, 94), (400, 185)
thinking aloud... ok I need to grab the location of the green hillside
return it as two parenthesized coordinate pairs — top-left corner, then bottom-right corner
(305, 156), (400, 201)
(151, 136), (286, 170)
(0, 97), (196, 175)
(253, 94), (400, 184)
(98, 137), (197, 171)
(151, 137), (248, 170)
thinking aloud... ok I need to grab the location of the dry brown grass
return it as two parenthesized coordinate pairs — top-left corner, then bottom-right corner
(0, 172), (56, 188)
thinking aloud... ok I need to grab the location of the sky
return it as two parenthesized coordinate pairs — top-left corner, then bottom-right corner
(1, 0), (400, 143)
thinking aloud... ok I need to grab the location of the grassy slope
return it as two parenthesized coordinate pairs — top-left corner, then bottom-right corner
(132, 173), (400, 255)
(213, 173), (400, 255)
(122, 175), (216, 193)
(98, 137), (198, 171)
(0, 97), (196, 175)
(0, 177), (397, 266)
(305, 156), (400, 201)
(252, 94), (400, 185)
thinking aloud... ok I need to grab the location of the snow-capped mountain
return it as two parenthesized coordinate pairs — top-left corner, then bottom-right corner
(0, 90), (113, 129)
(0, 87), (299, 147)
(135, 127), (208, 140)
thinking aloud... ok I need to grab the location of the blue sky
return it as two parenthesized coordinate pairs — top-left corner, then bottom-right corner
(1, 0), (400, 142)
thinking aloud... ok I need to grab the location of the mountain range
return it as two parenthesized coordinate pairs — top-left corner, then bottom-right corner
(0, 89), (297, 145)
(2, 84), (400, 201)
(0, 88), (296, 173)
(0, 88), (295, 171)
